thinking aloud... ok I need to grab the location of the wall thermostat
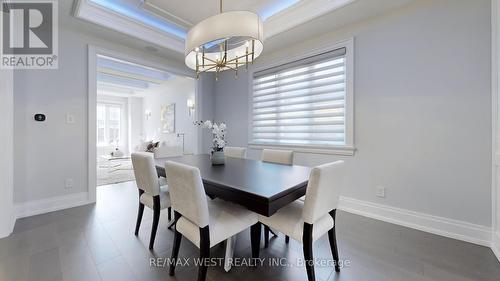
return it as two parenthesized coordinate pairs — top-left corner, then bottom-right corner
(34, 114), (46, 122)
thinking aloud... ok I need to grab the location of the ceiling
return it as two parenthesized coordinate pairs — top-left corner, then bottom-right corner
(263, 0), (416, 54)
(96, 55), (175, 97)
(72, 0), (416, 63)
(74, 0), (356, 53)
(142, 0), (301, 28)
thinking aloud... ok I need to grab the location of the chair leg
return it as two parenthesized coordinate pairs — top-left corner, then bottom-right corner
(135, 189), (145, 235)
(134, 202), (144, 236)
(198, 226), (210, 281)
(250, 222), (261, 259)
(269, 229), (278, 237)
(264, 225), (270, 248)
(285, 235), (290, 244)
(167, 206), (175, 230)
(169, 211), (182, 276)
(149, 196), (161, 250)
(329, 209), (340, 272)
(303, 223), (315, 281)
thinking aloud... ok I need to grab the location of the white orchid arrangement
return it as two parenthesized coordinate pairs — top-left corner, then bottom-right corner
(194, 120), (227, 152)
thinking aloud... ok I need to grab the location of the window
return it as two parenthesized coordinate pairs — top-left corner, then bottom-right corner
(250, 45), (354, 155)
(97, 103), (122, 146)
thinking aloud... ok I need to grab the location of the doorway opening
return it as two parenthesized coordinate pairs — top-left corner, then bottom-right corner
(88, 47), (198, 201)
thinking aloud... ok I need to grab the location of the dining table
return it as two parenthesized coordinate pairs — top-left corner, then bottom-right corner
(155, 154), (312, 271)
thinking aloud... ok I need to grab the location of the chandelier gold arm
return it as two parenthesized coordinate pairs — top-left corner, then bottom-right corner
(190, 1), (260, 80)
(194, 49), (256, 78)
(202, 56), (219, 65)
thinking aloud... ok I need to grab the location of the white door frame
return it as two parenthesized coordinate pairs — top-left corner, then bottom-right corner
(87, 45), (198, 202)
(491, 0), (500, 261)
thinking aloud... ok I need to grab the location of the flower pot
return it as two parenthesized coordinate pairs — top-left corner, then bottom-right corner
(211, 150), (225, 165)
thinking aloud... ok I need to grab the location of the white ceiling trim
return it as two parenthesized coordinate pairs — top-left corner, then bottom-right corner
(74, 0), (184, 53)
(97, 67), (165, 85)
(74, 0), (359, 54)
(141, 0), (193, 29)
(97, 83), (138, 95)
(264, 0), (356, 38)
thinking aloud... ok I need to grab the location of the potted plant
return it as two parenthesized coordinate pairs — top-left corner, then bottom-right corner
(195, 120), (226, 165)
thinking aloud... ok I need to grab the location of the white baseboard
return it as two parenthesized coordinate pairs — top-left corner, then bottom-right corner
(338, 196), (492, 247)
(492, 232), (500, 261)
(15, 192), (93, 219)
(0, 215), (16, 238)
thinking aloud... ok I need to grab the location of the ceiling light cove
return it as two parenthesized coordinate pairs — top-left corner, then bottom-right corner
(261, 0), (301, 20)
(75, 0), (381, 54)
(88, 0), (187, 38)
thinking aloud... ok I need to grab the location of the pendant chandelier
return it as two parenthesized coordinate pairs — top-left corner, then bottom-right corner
(184, 0), (264, 80)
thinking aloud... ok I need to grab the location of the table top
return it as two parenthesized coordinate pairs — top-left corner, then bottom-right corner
(155, 154), (311, 202)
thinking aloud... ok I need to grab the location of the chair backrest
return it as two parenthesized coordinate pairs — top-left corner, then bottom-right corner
(224, 147), (247, 159)
(302, 161), (345, 224)
(261, 149), (293, 165)
(131, 152), (160, 196)
(165, 161), (209, 228)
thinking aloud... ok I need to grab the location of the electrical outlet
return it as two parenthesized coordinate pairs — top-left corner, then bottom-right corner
(66, 114), (75, 124)
(65, 179), (74, 189)
(376, 186), (386, 198)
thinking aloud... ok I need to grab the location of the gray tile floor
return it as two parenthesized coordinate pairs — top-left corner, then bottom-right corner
(1, 181), (499, 281)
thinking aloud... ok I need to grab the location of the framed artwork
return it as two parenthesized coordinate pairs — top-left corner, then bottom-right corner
(160, 103), (175, 133)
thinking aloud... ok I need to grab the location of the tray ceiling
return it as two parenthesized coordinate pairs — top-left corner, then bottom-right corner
(74, 0), (413, 55)
(142, 0), (300, 28)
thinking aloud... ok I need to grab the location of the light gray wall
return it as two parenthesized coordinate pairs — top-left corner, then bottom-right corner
(0, 68), (14, 237)
(13, 24), (190, 203)
(142, 76), (197, 154)
(214, 74), (249, 148)
(128, 97), (144, 154)
(14, 27), (90, 203)
(197, 73), (216, 154)
(213, 0), (492, 226)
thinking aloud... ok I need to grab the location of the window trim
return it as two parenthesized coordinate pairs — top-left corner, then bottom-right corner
(247, 38), (355, 156)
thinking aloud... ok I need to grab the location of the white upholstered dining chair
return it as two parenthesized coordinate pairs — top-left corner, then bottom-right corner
(261, 148), (293, 165)
(131, 152), (172, 250)
(165, 161), (260, 281)
(221, 146), (247, 271)
(261, 149), (294, 246)
(258, 161), (345, 280)
(224, 146), (247, 158)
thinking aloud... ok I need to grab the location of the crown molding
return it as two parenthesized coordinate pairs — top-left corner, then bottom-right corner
(74, 0), (418, 57)
(74, 0), (184, 53)
(141, 0), (193, 29)
(264, 0), (355, 38)
(73, 0), (366, 53)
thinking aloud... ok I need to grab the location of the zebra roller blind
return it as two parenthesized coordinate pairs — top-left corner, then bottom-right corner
(251, 47), (347, 148)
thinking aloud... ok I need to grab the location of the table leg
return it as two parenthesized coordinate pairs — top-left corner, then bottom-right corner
(224, 236), (236, 272)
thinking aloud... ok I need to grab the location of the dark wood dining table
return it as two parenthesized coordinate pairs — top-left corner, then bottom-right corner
(155, 154), (311, 217)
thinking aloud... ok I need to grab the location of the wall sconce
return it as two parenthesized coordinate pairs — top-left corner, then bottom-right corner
(145, 110), (152, 120)
(187, 99), (195, 116)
